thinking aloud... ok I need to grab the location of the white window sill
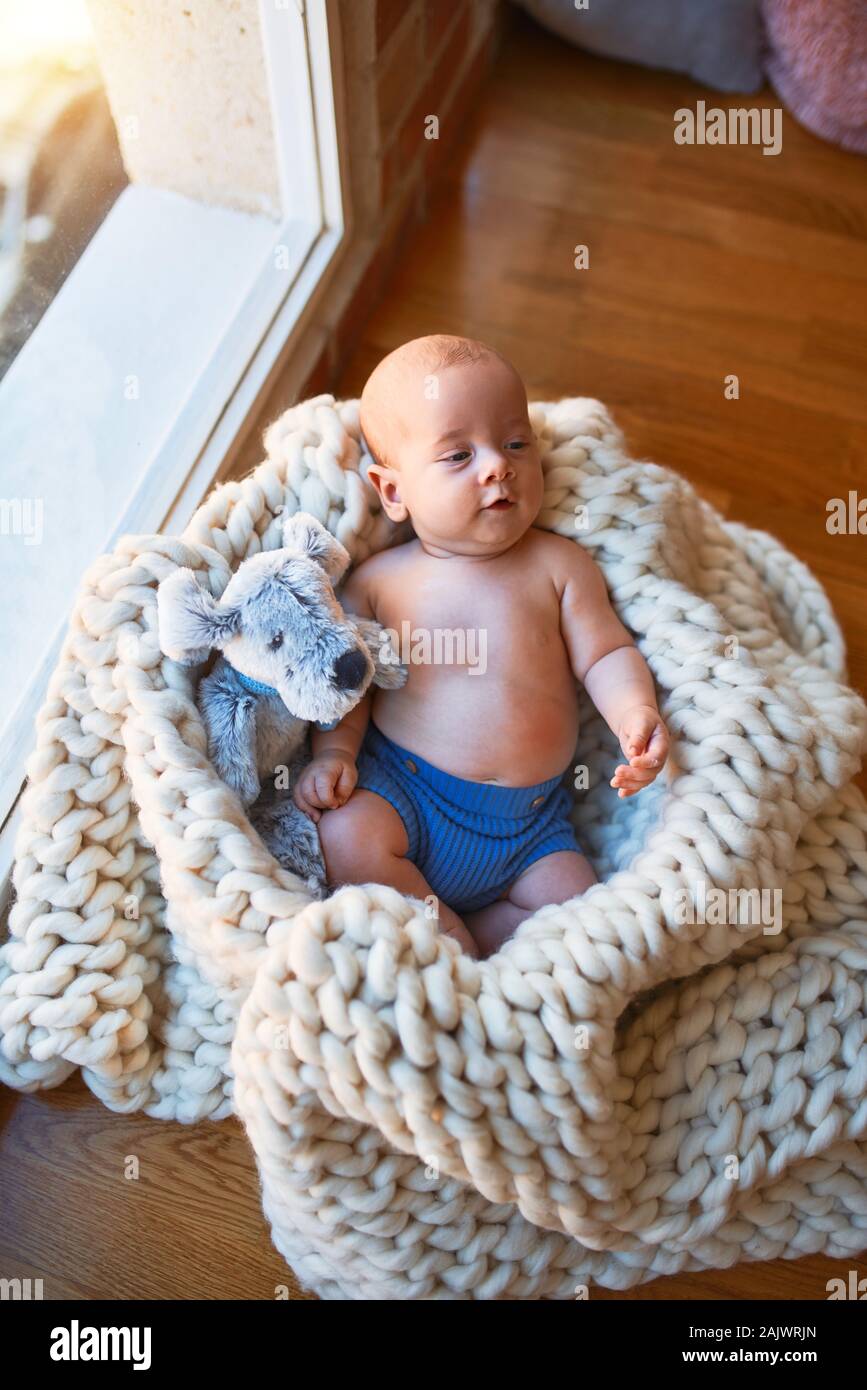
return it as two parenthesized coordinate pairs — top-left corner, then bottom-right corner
(0, 181), (344, 838)
(0, 0), (350, 901)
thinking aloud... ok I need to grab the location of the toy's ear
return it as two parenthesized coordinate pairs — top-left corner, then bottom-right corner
(351, 617), (409, 690)
(281, 511), (351, 586)
(157, 568), (240, 665)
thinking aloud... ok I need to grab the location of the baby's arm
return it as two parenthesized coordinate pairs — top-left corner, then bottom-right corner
(556, 540), (669, 798)
(293, 562), (375, 821)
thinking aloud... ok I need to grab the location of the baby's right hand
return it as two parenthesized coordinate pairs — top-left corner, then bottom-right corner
(293, 754), (358, 822)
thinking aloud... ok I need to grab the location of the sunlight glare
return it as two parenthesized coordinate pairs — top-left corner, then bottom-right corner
(0, 0), (95, 70)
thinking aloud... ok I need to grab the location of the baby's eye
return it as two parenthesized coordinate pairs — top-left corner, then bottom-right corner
(269, 632), (284, 650)
(506, 439), (528, 450)
(443, 450), (471, 464)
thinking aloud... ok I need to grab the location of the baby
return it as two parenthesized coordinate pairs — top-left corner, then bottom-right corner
(293, 334), (669, 958)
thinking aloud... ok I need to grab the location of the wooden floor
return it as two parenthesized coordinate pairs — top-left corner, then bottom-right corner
(2, 11), (866, 1303)
(338, 16), (867, 711)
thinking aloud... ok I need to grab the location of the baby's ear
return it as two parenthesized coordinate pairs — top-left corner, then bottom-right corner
(351, 617), (408, 689)
(157, 569), (240, 665)
(281, 511), (351, 585)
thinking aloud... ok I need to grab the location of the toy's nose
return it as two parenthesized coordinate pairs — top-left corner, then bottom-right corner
(333, 649), (367, 691)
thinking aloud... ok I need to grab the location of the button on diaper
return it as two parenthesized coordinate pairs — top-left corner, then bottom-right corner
(404, 758), (417, 773)
(530, 795), (545, 808)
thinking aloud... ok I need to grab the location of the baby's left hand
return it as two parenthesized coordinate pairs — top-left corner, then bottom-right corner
(611, 705), (669, 798)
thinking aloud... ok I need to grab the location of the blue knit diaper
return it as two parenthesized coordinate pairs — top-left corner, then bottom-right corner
(354, 721), (582, 914)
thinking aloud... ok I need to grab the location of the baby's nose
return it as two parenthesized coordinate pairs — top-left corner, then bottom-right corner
(481, 453), (510, 479)
(332, 648), (367, 690)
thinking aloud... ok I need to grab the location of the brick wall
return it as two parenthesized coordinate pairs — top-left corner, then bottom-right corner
(329, 0), (500, 378)
(237, 0), (501, 465)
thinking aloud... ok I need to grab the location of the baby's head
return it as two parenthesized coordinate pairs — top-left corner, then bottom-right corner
(360, 334), (543, 555)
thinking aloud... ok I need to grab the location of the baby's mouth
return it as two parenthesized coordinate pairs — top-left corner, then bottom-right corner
(485, 497), (515, 511)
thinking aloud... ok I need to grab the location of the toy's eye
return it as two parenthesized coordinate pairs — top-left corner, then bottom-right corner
(269, 632), (284, 650)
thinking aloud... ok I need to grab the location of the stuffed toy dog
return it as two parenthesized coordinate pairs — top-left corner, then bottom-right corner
(156, 511), (407, 892)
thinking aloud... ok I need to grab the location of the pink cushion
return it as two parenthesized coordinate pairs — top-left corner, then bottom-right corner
(762, 0), (867, 152)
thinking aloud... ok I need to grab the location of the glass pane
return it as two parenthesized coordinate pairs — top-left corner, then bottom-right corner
(0, 0), (127, 381)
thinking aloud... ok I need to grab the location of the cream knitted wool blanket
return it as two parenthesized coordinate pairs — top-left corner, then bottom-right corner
(2, 395), (867, 1300)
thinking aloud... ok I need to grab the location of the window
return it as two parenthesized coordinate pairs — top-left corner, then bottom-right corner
(0, 1), (126, 379)
(0, 0), (348, 863)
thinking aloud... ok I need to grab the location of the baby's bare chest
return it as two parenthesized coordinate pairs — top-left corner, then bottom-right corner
(373, 558), (564, 672)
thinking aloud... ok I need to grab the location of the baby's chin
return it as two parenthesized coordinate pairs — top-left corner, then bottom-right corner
(414, 506), (533, 550)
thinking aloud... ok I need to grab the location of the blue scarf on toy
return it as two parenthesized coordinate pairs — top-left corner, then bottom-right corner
(234, 670), (339, 731)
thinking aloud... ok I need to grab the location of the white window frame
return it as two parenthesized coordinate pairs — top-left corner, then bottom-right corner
(0, 0), (351, 894)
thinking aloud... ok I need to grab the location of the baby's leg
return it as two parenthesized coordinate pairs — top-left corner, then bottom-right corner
(464, 850), (597, 959)
(318, 790), (480, 958)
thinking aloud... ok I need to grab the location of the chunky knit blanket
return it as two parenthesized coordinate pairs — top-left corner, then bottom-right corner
(3, 396), (867, 1299)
